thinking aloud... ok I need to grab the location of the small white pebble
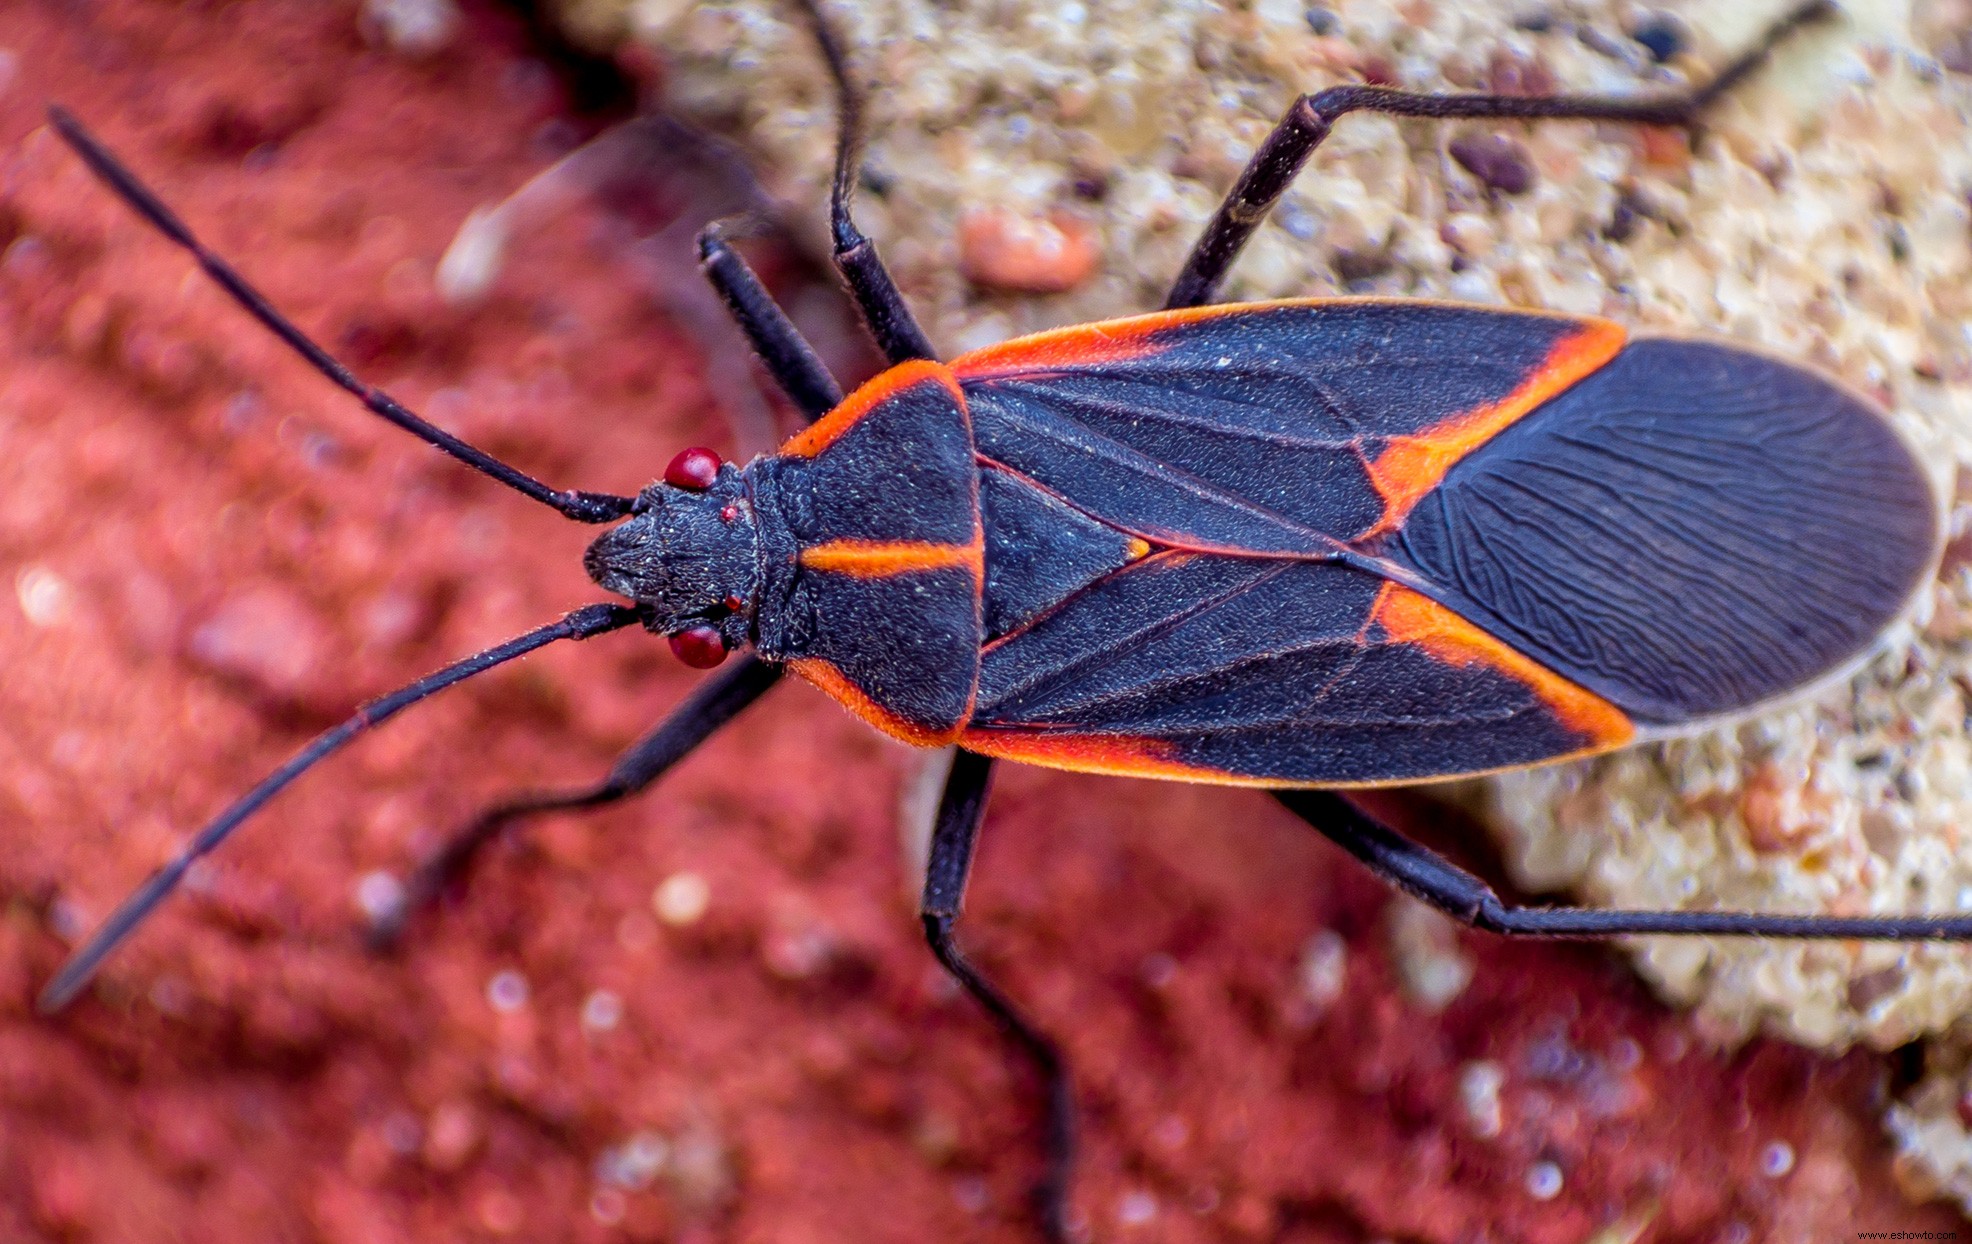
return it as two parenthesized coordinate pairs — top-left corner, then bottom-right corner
(486, 970), (529, 1012)
(581, 989), (623, 1032)
(1116, 1190), (1157, 1227)
(1525, 1161), (1563, 1200)
(597, 1131), (670, 1189)
(354, 871), (406, 924)
(1297, 929), (1347, 1009)
(1389, 902), (1474, 1012)
(16, 566), (70, 628)
(1760, 1140), (1795, 1178)
(621, 1131), (669, 1181)
(1458, 1061), (1506, 1139)
(362, 0), (458, 54)
(653, 871), (710, 926)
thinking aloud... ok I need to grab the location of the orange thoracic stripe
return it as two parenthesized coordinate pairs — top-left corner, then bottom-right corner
(787, 657), (966, 747)
(798, 538), (985, 579)
(780, 358), (962, 459)
(1360, 320), (1625, 538)
(1369, 582), (1634, 750)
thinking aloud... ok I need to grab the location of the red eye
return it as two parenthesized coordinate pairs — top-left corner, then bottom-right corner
(667, 625), (728, 669)
(663, 447), (722, 491)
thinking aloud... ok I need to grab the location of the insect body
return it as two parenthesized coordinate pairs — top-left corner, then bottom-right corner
(38, 2), (1965, 1239)
(591, 303), (1935, 784)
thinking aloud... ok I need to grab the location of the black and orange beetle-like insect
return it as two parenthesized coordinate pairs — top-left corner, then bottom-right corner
(38, 0), (1966, 1236)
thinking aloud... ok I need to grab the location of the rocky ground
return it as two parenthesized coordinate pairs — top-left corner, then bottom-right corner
(0, 2), (1961, 1241)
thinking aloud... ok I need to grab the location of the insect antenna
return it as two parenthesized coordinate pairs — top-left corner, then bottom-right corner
(37, 603), (642, 1014)
(45, 106), (637, 525)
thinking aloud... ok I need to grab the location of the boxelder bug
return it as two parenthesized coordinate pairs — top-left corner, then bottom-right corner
(36, 0), (1962, 1236)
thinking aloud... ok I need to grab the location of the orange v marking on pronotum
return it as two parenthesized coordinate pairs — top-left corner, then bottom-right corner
(786, 657), (968, 748)
(780, 357), (963, 459)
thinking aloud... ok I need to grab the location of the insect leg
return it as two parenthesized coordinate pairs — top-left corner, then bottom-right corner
(697, 221), (845, 419)
(372, 655), (786, 946)
(787, 0), (939, 365)
(921, 751), (1074, 1243)
(1276, 790), (1972, 940)
(1164, 0), (1835, 309)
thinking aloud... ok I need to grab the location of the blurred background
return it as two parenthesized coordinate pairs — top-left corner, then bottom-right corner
(0, 1), (1967, 1240)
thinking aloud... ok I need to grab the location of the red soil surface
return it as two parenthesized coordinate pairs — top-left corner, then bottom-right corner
(0, 3), (1960, 1241)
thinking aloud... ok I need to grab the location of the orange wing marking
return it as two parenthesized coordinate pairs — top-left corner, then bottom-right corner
(1361, 320), (1625, 538)
(950, 297), (1619, 381)
(788, 657), (967, 748)
(953, 298), (1428, 376)
(963, 728), (1460, 789)
(1370, 583), (1633, 749)
(781, 358), (962, 459)
(959, 728), (1251, 783)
